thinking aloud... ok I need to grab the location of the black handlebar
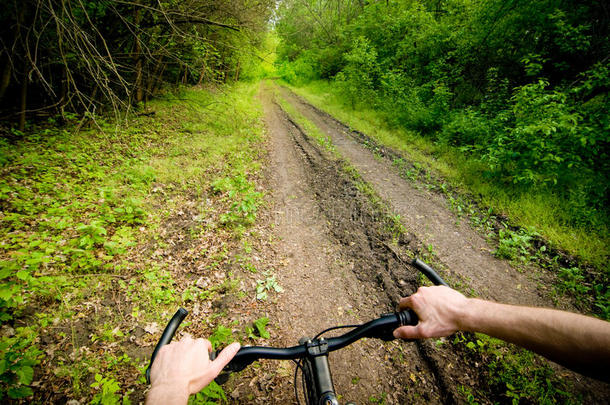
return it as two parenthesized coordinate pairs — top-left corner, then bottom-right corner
(145, 307), (188, 384)
(212, 309), (418, 373)
(411, 258), (449, 287)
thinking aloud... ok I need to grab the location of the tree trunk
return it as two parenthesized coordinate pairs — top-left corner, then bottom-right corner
(153, 64), (166, 94)
(147, 55), (163, 97)
(19, 74), (27, 131)
(0, 60), (11, 100)
(134, 4), (143, 103)
(197, 62), (206, 85)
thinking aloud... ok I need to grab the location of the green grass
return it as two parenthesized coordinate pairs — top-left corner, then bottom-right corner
(283, 80), (608, 272)
(0, 82), (267, 402)
(454, 332), (580, 404)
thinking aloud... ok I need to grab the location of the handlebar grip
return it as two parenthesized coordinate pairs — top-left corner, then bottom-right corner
(411, 258), (449, 286)
(397, 309), (418, 326)
(145, 308), (188, 384)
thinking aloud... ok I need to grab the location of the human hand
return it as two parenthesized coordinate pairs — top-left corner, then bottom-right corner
(393, 286), (469, 339)
(147, 336), (240, 405)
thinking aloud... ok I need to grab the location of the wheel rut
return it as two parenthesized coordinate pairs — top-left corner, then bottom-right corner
(274, 84), (610, 403)
(232, 84), (459, 404)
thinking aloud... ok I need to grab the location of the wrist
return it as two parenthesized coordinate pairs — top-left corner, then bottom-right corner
(147, 382), (190, 405)
(455, 297), (480, 332)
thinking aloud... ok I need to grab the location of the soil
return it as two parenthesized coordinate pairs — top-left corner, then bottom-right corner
(224, 83), (610, 404)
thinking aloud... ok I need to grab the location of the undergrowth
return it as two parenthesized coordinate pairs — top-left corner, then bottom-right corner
(0, 82), (267, 402)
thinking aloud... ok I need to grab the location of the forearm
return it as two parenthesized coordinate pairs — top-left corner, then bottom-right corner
(461, 299), (610, 379)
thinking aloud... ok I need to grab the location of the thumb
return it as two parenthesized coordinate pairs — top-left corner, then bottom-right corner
(393, 325), (421, 340)
(209, 342), (241, 376)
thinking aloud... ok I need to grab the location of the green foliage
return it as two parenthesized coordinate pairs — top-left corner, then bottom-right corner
(336, 36), (379, 109)
(189, 381), (227, 404)
(556, 267), (610, 320)
(209, 325), (234, 350)
(255, 273), (283, 301)
(455, 333), (578, 404)
(0, 328), (42, 400)
(90, 374), (131, 405)
(494, 228), (535, 262)
(212, 174), (263, 228)
(253, 317), (270, 339)
(484, 80), (585, 187)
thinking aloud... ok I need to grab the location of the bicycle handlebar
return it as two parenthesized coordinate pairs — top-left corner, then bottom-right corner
(145, 307), (188, 384)
(146, 258), (445, 383)
(211, 309), (418, 373)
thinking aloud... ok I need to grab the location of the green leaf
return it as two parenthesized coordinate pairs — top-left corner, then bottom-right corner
(15, 365), (34, 385)
(253, 317), (270, 339)
(0, 285), (16, 301)
(16, 271), (30, 281)
(8, 386), (33, 399)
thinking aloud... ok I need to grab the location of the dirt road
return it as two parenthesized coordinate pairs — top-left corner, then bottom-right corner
(226, 83), (609, 404)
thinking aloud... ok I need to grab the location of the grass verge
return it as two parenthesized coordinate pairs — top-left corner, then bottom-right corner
(0, 82), (269, 403)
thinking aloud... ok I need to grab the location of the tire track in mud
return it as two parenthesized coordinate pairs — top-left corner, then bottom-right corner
(283, 112), (463, 404)
(250, 83), (472, 404)
(230, 84), (464, 404)
(277, 86), (547, 308)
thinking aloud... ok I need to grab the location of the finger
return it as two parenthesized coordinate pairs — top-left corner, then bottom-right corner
(393, 325), (422, 340)
(398, 295), (413, 310)
(209, 342), (241, 376)
(198, 338), (212, 353)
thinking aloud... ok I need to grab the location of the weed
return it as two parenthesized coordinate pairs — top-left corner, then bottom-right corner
(0, 327), (42, 400)
(494, 228), (535, 262)
(189, 381), (227, 404)
(255, 273), (283, 301)
(253, 317), (270, 339)
(458, 385), (480, 405)
(213, 175), (263, 228)
(90, 374), (131, 405)
(455, 333), (577, 404)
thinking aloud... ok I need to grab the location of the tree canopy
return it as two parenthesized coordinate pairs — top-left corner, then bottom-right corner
(0, 0), (274, 127)
(275, 0), (609, 229)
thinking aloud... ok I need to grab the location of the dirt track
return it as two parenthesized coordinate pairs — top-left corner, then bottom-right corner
(226, 83), (609, 404)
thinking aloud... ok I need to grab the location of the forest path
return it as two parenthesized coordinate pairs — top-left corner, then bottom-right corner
(230, 83), (448, 404)
(274, 83), (610, 402)
(276, 86), (548, 307)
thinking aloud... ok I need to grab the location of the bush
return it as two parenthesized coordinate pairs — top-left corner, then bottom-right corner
(483, 79), (587, 187)
(336, 36), (380, 109)
(439, 108), (494, 150)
